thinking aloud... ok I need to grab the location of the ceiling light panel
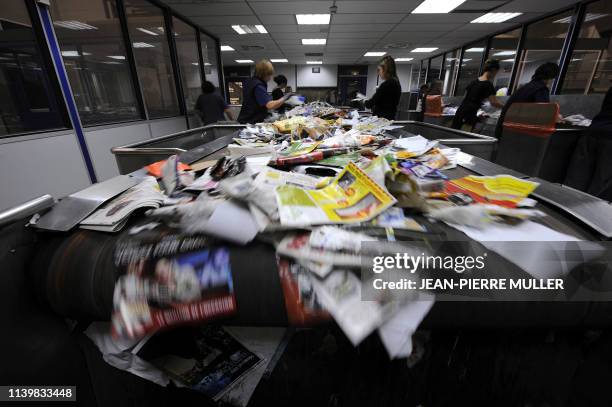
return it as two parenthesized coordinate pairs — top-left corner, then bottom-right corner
(296, 14), (331, 25)
(306, 61), (323, 64)
(471, 13), (522, 23)
(221, 45), (235, 51)
(235, 59), (254, 63)
(302, 39), (326, 45)
(231, 24), (268, 34)
(53, 20), (98, 30)
(412, 0), (466, 14)
(364, 51), (386, 57)
(395, 57), (414, 62)
(271, 58), (289, 63)
(465, 47), (485, 52)
(411, 47), (438, 53)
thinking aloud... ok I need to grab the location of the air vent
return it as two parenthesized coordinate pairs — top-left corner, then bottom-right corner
(305, 52), (323, 57)
(384, 43), (412, 49)
(240, 45), (265, 51)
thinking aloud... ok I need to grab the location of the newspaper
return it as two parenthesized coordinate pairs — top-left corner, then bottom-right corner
(275, 162), (396, 226)
(80, 176), (165, 232)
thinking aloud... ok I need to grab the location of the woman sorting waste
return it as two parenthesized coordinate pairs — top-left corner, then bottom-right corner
(451, 59), (504, 130)
(272, 74), (289, 114)
(494, 62), (560, 138)
(237, 59), (293, 124)
(364, 55), (402, 120)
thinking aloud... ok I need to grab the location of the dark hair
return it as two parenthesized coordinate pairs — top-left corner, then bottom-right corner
(274, 74), (287, 86)
(482, 59), (501, 73)
(532, 62), (560, 81)
(379, 55), (398, 79)
(202, 81), (215, 94)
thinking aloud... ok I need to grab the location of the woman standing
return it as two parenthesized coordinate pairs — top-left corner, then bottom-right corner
(237, 60), (291, 124)
(451, 59), (504, 130)
(272, 74), (289, 114)
(364, 55), (402, 120)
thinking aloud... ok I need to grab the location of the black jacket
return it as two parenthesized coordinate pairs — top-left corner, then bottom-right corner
(364, 78), (401, 120)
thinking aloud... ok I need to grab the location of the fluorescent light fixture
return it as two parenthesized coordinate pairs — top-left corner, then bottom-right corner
(231, 24), (268, 34)
(221, 45), (235, 51)
(235, 59), (254, 63)
(136, 27), (159, 36)
(364, 51), (386, 57)
(411, 47), (438, 53)
(204, 62), (212, 66)
(107, 55), (126, 60)
(192, 62), (199, 66)
(412, 0), (466, 14)
(471, 12), (522, 23)
(103, 61), (122, 65)
(306, 61), (323, 64)
(493, 50), (516, 56)
(462, 59), (472, 62)
(466, 47), (485, 52)
(61, 50), (80, 57)
(271, 58), (289, 63)
(296, 14), (330, 25)
(395, 57), (414, 62)
(302, 39), (326, 45)
(133, 42), (154, 48)
(232, 25), (247, 34)
(501, 59), (515, 62)
(53, 20), (98, 30)
(554, 13), (608, 24)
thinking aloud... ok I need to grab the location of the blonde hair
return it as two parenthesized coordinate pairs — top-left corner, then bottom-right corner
(255, 59), (274, 80)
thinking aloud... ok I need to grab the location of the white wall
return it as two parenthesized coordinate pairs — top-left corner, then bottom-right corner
(267, 64), (297, 92)
(0, 116), (189, 211)
(296, 64), (338, 87)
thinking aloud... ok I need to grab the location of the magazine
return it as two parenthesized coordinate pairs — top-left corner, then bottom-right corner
(275, 162), (396, 226)
(446, 175), (540, 208)
(136, 325), (262, 401)
(80, 176), (165, 232)
(111, 230), (236, 339)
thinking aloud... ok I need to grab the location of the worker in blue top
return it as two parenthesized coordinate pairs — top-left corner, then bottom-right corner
(237, 59), (292, 124)
(494, 62), (560, 138)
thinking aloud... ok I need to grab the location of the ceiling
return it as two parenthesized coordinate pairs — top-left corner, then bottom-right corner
(159, 0), (580, 66)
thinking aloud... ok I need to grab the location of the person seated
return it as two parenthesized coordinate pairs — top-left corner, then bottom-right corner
(237, 59), (292, 124)
(494, 62), (560, 138)
(195, 81), (234, 125)
(564, 86), (612, 201)
(451, 59), (504, 131)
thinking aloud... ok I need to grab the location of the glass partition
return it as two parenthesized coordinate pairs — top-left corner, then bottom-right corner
(513, 10), (572, 91)
(172, 17), (201, 111)
(0, 0), (67, 137)
(200, 32), (221, 90)
(561, 0), (612, 94)
(124, 0), (180, 118)
(442, 49), (461, 95)
(487, 28), (522, 94)
(51, 0), (141, 126)
(427, 55), (443, 85)
(455, 41), (486, 96)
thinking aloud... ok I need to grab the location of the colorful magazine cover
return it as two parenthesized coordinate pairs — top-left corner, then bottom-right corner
(275, 162), (396, 226)
(136, 325), (262, 401)
(112, 227), (236, 339)
(446, 175), (539, 208)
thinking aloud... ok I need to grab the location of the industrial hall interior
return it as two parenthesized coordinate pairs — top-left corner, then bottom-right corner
(2, 0), (612, 406)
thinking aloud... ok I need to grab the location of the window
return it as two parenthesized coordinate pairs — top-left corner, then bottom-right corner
(172, 17), (201, 111)
(51, 0), (141, 126)
(455, 41), (486, 96)
(561, 0), (612, 94)
(124, 0), (180, 118)
(200, 32), (221, 89)
(410, 64), (420, 91)
(442, 49), (460, 95)
(427, 55), (443, 85)
(0, 0), (67, 137)
(513, 10), (572, 91)
(487, 28), (522, 94)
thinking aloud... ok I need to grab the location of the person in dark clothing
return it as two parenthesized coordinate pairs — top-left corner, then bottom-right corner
(271, 74), (289, 114)
(564, 87), (612, 200)
(364, 55), (402, 120)
(451, 59), (504, 130)
(237, 59), (291, 124)
(415, 83), (430, 122)
(494, 62), (560, 138)
(194, 81), (234, 125)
